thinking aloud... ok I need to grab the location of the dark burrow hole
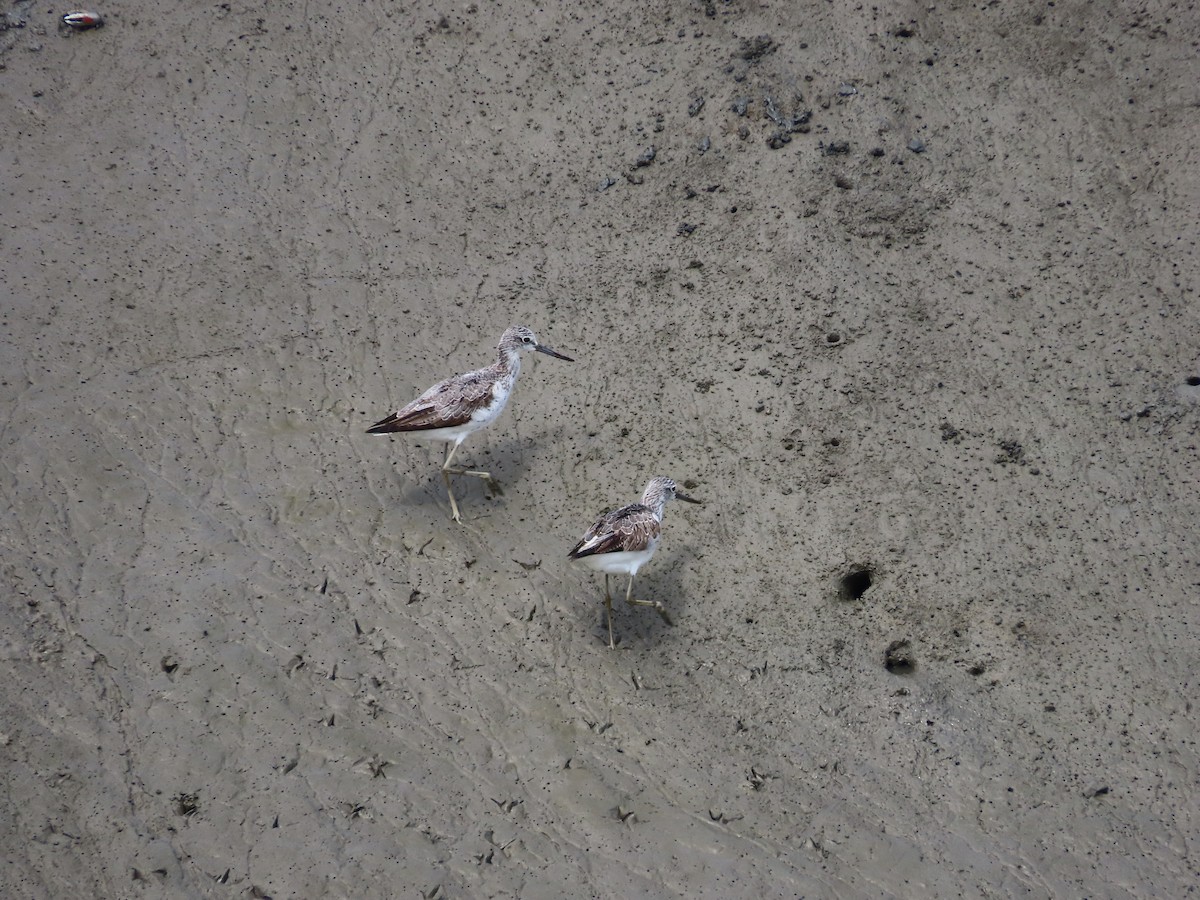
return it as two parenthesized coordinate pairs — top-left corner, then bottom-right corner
(825, 332), (842, 345)
(840, 567), (873, 600)
(884, 639), (915, 674)
(1187, 376), (1200, 386)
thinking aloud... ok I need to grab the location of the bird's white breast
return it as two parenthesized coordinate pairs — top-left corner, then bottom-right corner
(574, 540), (660, 576)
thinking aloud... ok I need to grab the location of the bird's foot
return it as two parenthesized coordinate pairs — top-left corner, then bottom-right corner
(627, 598), (673, 626)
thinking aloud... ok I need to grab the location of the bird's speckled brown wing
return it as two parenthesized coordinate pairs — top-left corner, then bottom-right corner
(568, 503), (661, 558)
(367, 367), (496, 433)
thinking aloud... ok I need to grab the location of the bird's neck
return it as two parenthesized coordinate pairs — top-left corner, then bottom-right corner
(641, 488), (667, 520)
(495, 347), (522, 377)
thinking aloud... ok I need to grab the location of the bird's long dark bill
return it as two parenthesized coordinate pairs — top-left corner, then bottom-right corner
(676, 492), (701, 504)
(535, 344), (574, 362)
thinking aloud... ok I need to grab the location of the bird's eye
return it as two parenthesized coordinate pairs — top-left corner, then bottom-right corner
(523, 336), (534, 343)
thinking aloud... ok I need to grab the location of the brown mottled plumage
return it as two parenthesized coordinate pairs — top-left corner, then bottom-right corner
(568, 502), (661, 557)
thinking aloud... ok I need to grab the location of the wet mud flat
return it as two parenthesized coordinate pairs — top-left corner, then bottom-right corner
(1, 1), (1197, 897)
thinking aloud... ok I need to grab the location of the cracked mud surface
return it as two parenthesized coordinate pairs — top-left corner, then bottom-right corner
(2, 1), (1197, 897)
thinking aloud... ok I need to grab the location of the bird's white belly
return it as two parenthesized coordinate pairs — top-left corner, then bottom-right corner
(574, 545), (658, 576)
(409, 421), (482, 445)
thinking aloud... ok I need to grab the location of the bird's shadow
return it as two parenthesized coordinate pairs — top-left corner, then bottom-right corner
(584, 554), (692, 650)
(387, 433), (542, 516)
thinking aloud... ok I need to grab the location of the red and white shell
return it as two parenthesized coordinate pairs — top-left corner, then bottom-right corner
(62, 11), (104, 29)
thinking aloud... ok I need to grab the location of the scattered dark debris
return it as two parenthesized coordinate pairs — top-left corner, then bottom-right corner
(738, 35), (776, 61)
(908, 137), (927, 153)
(995, 440), (1026, 465)
(870, 146), (885, 157)
(763, 95), (811, 132)
(893, 23), (917, 38)
(407, 589), (422, 604)
(634, 146), (657, 167)
(1119, 403), (1155, 421)
(1085, 785), (1110, 799)
(822, 140), (850, 155)
(764, 95), (786, 125)
(688, 96), (705, 117)
(967, 663), (986, 676)
(884, 639), (914, 673)
(160, 656), (179, 675)
(737, 124), (750, 140)
(695, 379), (714, 393)
(174, 791), (200, 818)
(834, 175), (853, 190)
(625, 171), (644, 185)
(748, 766), (771, 791)
(677, 222), (697, 236)
(766, 129), (791, 149)
(731, 96), (750, 116)
(939, 421), (961, 442)
(513, 559), (541, 571)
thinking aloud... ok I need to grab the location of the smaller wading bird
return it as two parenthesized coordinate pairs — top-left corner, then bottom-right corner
(568, 476), (700, 648)
(367, 325), (573, 523)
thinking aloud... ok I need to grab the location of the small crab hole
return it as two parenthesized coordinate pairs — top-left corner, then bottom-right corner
(839, 567), (873, 601)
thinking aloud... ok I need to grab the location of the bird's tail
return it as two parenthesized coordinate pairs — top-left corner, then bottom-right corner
(365, 414), (404, 434)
